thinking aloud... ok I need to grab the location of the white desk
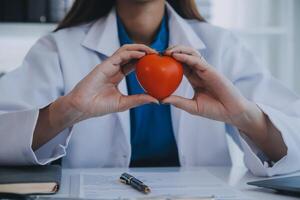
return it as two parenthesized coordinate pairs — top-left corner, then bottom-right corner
(52, 167), (299, 200)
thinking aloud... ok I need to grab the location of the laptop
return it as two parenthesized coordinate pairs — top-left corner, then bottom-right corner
(248, 176), (300, 196)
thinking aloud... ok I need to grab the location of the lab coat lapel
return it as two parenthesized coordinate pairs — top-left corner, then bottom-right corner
(117, 79), (131, 149)
(166, 3), (206, 144)
(166, 3), (206, 51)
(82, 8), (120, 57)
(81, 8), (131, 149)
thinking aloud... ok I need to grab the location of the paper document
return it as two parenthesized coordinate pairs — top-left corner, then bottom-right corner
(63, 169), (251, 200)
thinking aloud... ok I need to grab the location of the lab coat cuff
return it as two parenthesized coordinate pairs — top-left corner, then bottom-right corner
(33, 127), (73, 165)
(239, 103), (300, 176)
(239, 132), (272, 165)
(14, 109), (73, 165)
(0, 109), (39, 165)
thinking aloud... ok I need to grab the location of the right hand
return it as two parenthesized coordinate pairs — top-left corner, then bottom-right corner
(66, 44), (159, 121)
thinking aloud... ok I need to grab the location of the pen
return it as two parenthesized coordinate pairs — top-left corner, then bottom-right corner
(119, 173), (151, 194)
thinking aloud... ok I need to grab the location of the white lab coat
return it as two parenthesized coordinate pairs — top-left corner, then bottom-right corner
(0, 4), (300, 177)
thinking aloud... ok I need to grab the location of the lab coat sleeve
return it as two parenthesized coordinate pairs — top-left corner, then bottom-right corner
(0, 34), (72, 165)
(222, 33), (300, 176)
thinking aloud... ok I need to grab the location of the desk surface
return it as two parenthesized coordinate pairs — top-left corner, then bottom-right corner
(58, 167), (299, 200)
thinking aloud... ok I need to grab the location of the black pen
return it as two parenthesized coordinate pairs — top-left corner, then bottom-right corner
(119, 173), (151, 194)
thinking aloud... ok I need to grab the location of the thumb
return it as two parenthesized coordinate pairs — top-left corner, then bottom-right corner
(162, 95), (197, 114)
(118, 94), (159, 111)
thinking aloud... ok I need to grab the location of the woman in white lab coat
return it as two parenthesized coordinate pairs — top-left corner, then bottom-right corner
(0, 0), (299, 176)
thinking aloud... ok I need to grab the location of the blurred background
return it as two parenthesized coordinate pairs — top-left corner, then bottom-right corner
(0, 0), (299, 167)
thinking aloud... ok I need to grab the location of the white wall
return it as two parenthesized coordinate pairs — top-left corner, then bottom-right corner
(0, 23), (55, 73)
(211, 0), (298, 93)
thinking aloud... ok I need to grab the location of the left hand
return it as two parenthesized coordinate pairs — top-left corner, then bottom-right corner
(163, 45), (287, 161)
(163, 45), (258, 128)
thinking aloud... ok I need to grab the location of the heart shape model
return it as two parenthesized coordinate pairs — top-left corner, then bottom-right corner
(136, 54), (183, 100)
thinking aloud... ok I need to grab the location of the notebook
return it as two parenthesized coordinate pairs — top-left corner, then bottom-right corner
(0, 165), (61, 195)
(248, 175), (300, 196)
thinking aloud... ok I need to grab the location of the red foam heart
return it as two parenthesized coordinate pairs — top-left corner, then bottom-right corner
(136, 54), (183, 100)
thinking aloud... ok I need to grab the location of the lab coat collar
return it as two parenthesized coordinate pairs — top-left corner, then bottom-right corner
(81, 8), (119, 57)
(165, 2), (206, 50)
(81, 2), (206, 57)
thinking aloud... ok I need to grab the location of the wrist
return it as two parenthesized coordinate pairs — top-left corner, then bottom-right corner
(232, 102), (287, 161)
(49, 95), (86, 129)
(233, 101), (269, 142)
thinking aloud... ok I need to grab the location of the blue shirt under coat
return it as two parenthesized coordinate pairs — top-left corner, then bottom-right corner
(117, 13), (180, 167)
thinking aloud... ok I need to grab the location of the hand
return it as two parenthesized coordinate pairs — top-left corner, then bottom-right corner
(163, 45), (287, 162)
(163, 45), (255, 127)
(33, 44), (159, 150)
(66, 44), (158, 121)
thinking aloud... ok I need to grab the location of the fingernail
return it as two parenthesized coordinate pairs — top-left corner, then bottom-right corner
(154, 100), (160, 104)
(149, 99), (159, 104)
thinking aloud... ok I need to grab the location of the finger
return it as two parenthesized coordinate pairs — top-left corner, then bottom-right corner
(172, 53), (209, 72)
(165, 45), (177, 51)
(164, 45), (180, 56)
(165, 45), (199, 57)
(118, 94), (159, 111)
(162, 95), (198, 115)
(119, 44), (158, 54)
(110, 50), (146, 66)
(121, 60), (138, 76)
(183, 66), (205, 89)
(176, 53), (228, 91)
(99, 51), (145, 79)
